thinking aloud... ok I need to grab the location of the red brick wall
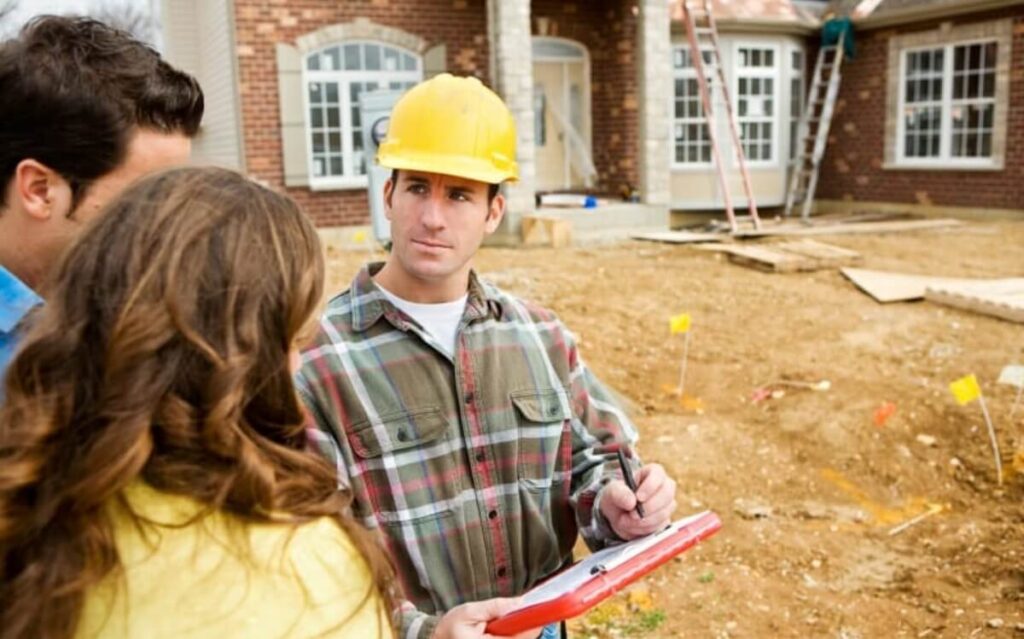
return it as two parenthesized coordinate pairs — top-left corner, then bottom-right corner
(233, 0), (490, 227)
(815, 7), (1024, 210)
(531, 0), (640, 194)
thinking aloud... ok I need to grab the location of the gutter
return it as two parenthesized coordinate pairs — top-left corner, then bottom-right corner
(856, 0), (1024, 29)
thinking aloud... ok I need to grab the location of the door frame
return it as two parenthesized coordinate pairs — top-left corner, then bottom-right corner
(531, 36), (592, 190)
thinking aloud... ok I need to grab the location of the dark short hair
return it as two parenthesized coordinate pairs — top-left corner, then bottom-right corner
(390, 169), (501, 204)
(0, 15), (204, 210)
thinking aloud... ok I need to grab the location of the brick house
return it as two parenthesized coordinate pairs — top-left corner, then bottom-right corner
(159, 0), (1023, 238)
(817, 0), (1024, 214)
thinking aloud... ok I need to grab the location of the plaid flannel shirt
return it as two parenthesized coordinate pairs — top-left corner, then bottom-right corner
(297, 264), (639, 639)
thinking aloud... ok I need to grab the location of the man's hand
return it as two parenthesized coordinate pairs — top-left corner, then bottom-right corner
(599, 462), (677, 539)
(432, 597), (544, 639)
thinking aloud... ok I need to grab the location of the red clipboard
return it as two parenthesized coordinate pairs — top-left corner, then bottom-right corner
(485, 511), (722, 636)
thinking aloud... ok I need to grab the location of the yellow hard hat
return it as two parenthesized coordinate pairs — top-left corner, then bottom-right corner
(377, 73), (519, 184)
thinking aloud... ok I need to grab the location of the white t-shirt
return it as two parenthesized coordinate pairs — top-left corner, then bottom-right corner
(377, 286), (468, 357)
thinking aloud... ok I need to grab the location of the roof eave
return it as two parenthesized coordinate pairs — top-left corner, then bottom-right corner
(855, 0), (1024, 29)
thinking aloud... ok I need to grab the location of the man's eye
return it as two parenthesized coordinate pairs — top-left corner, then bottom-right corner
(408, 184), (427, 194)
(451, 192), (469, 202)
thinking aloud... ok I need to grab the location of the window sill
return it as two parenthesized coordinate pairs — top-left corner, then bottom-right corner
(308, 177), (370, 191)
(883, 161), (1004, 172)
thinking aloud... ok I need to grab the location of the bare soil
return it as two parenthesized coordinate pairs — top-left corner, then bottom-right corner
(324, 219), (1024, 638)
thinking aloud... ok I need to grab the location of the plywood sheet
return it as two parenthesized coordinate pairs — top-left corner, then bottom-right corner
(840, 268), (977, 303)
(695, 241), (861, 273)
(925, 279), (1024, 324)
(631, 231), (723, 244)
(734, 218), (962, 238)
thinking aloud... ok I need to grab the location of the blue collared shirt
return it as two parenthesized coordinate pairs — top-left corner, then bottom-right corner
(0, 265), (43, 386)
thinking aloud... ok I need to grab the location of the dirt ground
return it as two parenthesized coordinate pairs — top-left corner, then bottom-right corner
(324, 218), (1024, 638)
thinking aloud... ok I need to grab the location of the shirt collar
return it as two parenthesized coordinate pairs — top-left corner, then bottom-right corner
(348, 262), (503, 332)
(0, 265), (43, 334)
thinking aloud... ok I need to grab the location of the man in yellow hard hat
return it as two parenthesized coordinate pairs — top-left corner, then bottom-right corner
(298, 73), (677, 638)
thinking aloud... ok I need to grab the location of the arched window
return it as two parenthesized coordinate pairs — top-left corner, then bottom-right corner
(304, 42), (422, 187)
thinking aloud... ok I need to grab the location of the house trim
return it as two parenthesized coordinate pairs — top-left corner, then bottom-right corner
(857, 0), (1024, 29)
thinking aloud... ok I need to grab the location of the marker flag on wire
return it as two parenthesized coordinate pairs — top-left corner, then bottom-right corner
(949, 373), (1002, 486)
(949, 374), (981, 406)
(670, 313), (691, 335)
(353, 230), (368, 244)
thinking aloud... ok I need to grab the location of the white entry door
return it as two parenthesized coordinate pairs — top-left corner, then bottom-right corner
(532, 37), (591, 191)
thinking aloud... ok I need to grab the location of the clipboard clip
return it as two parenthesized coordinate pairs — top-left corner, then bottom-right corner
(589, 563), (607, 576)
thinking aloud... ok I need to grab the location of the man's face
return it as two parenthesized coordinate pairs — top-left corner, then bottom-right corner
(384, 170), (504, 289)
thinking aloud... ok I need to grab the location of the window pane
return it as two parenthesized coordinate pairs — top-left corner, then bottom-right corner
(326, 108), (339, 127)
(383, 47), (400, 71)
(403, 53), (417, 70)
(329, 156), (343, 175)
(308, 82), (321, 103)
(307, 54), (320, 71)
(324, 47), (340, 71)
(325, 83), (338, 103)
(312, 132), (324, 153)
(344, 44), (360, 70)
(364, 44), (381, 70)
(310, 108), (323, 127)
(328, 131), (342, 152)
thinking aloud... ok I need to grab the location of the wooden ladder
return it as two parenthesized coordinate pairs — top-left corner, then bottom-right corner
(784, 32), (846, 221)
(679, 0), (761, 233)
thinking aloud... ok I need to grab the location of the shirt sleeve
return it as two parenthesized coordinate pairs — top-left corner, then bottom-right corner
(561, 323), (641, 551)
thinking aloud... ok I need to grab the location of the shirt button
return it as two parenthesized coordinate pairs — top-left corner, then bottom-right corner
(396, 430), (409, 442)
(475, 451), (486, 463)
(497, 566), (507, 577)
(465, 392), (475, 404)
(488, 509), (498, 520)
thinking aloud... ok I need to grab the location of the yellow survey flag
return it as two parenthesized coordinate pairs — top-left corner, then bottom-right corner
(669, 313), (691, 335)
(353, 230), (368, 243)
(949, 374), (981, 406)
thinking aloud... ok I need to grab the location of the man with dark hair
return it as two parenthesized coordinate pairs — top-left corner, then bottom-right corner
(0, 15), (204, 379)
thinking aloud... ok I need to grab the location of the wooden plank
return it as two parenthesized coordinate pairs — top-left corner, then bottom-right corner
(721, 244), (816, 273)
(773, 240), (862, 266)
(733, 218), (962, 238)
(522, 216), (573, 248)
(631, 231), (722, 244)
(925, 280), (1024, 324)
(840, 268), (984, 303)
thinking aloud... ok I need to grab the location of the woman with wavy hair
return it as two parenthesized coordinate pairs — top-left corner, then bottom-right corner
(0, 167), (398, 638)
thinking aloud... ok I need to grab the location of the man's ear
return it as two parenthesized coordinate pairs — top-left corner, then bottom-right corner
(484, 192), (506, 235)
(382, 177), (395, 222)
(12, 160), (72, 221)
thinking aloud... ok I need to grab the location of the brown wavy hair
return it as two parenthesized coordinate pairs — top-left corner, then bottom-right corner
(0, 167), (396, 638)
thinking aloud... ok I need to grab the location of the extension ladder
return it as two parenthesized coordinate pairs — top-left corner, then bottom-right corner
(678, 0), (761, 233)
(784, 32), (846, 220)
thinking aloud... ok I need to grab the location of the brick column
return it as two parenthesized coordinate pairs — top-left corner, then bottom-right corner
(487, 0), (535, 241)
(637, 0), (671, 206)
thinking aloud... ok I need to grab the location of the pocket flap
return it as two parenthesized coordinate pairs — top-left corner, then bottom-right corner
(349, 408), (448, 458)
(510, 388), (571, 423)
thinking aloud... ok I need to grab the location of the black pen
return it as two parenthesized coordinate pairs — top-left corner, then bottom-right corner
(616, 448), (645, 518)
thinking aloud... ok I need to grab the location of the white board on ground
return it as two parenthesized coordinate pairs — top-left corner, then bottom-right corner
(839, 268), (983, 303)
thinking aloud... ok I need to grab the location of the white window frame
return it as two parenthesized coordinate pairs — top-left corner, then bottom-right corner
(733, 42), (781, 167)
(895, 38), (998, 169)
(670, 45), (715, 170)
(302, 41), (422, 190)
(788, 46), (805, 163)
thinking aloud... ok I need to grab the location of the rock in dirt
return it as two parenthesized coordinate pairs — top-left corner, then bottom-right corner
(986, 618), (1004, 629)
(733, 498), (773, 520)
(916, 434), (938, 447)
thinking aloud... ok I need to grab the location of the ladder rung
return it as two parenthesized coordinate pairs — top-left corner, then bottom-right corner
(693, 27), (715, 35)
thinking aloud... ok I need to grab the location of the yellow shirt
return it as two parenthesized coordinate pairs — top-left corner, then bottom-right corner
(77, 482), (390, 638)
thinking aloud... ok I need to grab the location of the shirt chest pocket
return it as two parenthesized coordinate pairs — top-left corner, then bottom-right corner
(510, 388), (573, 488)
(348, 408), (448, 458)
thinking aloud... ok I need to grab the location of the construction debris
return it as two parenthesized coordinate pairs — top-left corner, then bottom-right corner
(924, 279), (1024, 324)
(696, 240), (861, 273)
(839, 268), (1023, 304)
(521, 215), (572, 248)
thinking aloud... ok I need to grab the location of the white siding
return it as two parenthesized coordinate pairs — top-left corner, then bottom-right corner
(161, 0), (245, 170)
